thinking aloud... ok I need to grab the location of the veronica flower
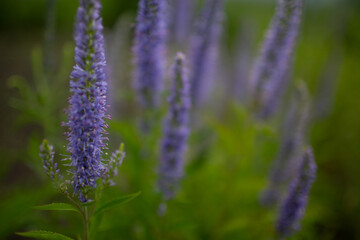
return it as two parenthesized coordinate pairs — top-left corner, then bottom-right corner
(189, 0), (224, 107)
(133, 0), (166, 109)
(43, 0), (57, 75)
(65, 0), (109, 202)
(261, 83), (310, 206)
(171, 0), (194, 45)
(312, 51), (341, 121)
(276, 146), (317, 237)
(106, 16), (132, 118)
(40, 139), (60, 181)
(103, 144), (126, 186)
(249, 0), (304, 118)
(158, 52), (191, 200)
(231, 21), (255, 102)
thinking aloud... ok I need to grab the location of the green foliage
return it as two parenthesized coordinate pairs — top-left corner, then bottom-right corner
(0, 187), (54, 239)
(81, 201), (96, 207)
(17, 230), (74, 240)
(93, 192), (141, 217)
(7, 44), (72, 138)
(6, 44), (72, 183)
(33, 203), (81, 214)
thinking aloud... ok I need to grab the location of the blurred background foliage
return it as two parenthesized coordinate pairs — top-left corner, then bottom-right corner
(0, 0), (360, 239)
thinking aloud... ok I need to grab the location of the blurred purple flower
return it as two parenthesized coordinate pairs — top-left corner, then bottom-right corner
(103, 144), (126, 186)
(277, 146), (317, 237)
(230, 20), (256, 102)
(312, 50), (342, 121)
(105, 15), (132, 119)
(261, 82), (310, 206)
(65, 0), (109, 202)
(249, 0), (304, 118)
(133, 0), (166, 109)
(170, 0), (195, 45)
(43, 0), (57, 75)
(189, 0), (224, 107)
(158, 52), (191, 200)
(40, 139), (60, 181)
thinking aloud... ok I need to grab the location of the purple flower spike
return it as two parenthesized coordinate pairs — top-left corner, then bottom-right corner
(249, 0), (304, 118)
(66, 0), (109, 202)
(189, 0), (224, 107)
(171, 0), (194, 45)
(40, 139), (60, 181)
(158, 52), (191, 200)
(134, 0), (166, 109)
(277, 146), (317, 237)
(103, 144), (126, 186)
(261, 83), (310, 206)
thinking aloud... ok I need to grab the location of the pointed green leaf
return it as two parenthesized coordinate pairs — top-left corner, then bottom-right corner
(93, 192), (141, 217)
(33, 203), (80, 214)
(16, 230), (74, 240)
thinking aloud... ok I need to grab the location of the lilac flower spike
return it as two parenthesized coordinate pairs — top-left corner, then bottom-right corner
(43, 0), (57, 75)
(66, 0), (109, 202)
(189, 0), (223, 107)
(249, 0), (304, 118)
(158, 52), (191, 200)
(261, 82), (310, 206)
(171, 0), (194, 45)
(103, 143), (126, 186)
(40, 139), (60, 181)
(134, 0), (166, 109)
(277, 147), (317, 238)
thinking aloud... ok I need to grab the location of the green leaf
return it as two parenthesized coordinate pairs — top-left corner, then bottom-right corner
(16, 230), (74, 240)
(93, 192), (141, 217)
(81, 200), (95, 207)
(33, 203), (80, 214)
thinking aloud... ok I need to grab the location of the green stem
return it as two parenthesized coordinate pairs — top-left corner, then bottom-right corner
(89, 185), (104, 216)
(83, 206), (90, 240)
(58, 188), (83, 213)
(58, 187), (90, 239)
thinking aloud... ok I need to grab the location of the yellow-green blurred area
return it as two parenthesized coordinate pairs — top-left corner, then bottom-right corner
(0, 0), (360, 239)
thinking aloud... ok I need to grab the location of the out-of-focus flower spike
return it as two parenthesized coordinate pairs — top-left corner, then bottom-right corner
(158, 52), (191, 200)
(312, 50), (342, 121)
(43, 0), (57, 75)
(103, 143), (126, 186)
(276, 146), (317, 237)
(40, 139), (61, 181)
(249, 0), (304, 118)
(189, 0), (224, 107)
(261, 81), (310, 206)
(105, 15), (132, 119)
(133, 0), (166, 110)
(171, 0), (195, 45)
(66, 0), (109, 202)
(230, 20), (256, 102)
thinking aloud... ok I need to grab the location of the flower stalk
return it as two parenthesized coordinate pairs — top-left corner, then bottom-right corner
(249, 0), (304, 118)
(276, 147), (317, 238)
(158, 52), (191, 201)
